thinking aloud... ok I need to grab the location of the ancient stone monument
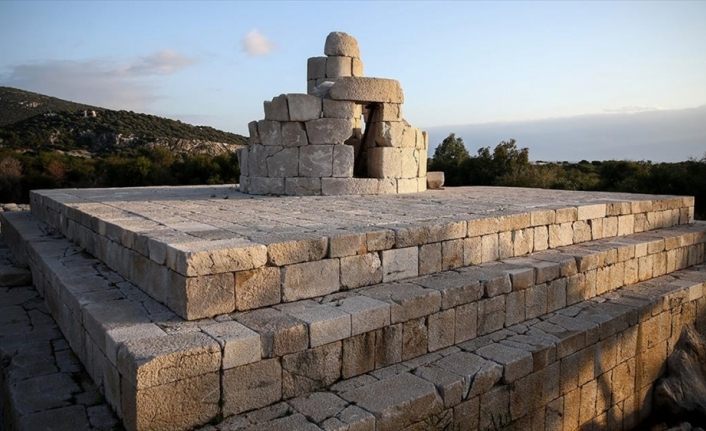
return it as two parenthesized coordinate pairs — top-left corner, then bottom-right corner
(2, 31), (706, 431)
(239, 32), (428, 196)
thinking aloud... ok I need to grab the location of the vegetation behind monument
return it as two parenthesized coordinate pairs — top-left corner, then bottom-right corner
(430, 133), (706, 219)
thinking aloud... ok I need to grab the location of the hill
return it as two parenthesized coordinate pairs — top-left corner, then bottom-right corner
(0, 87), (247, 156)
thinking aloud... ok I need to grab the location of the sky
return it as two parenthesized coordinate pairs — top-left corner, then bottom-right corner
(1, 1), (705, 161)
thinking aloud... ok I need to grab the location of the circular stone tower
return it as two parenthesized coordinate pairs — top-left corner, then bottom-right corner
(239, 31), (428, 196)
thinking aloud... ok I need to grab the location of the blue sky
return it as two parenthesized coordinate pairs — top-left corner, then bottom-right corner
(1, 1), (705, 159)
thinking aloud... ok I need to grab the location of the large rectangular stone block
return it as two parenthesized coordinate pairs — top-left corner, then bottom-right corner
(341, 252), (383, 288)
(248, 177), (285, 195)
(266, 147), (299, 177)
(223, 358), (282, 416)
(299, 145), (334, 177)
(323, 99), (362, 119)
(381, 247), (419, 282)
(287, 94), (322, 121)
(307, 56), (327, 80)
(281, 122), (308, 146)
(326, 56), (353, 77)
(285, 177), (322, 196)
(375, 121), (416, 148)
(306, 118), (354, 144)
(368, 147), (402, 178)
(264, 95), (289, 121)
(282, 259), (340, 301)
(235, 267), (281, 310)
(329, 77), (404, 104)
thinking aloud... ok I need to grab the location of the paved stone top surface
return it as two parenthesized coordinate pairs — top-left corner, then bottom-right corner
(34, 185), (690, 244)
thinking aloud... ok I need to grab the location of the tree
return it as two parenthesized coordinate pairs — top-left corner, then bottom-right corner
(429, 133), (470, 186)
(431, 133), (469, 166)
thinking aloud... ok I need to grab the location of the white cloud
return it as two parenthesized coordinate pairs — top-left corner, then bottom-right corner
(1, 50), (195, 111)
(125, 50), (195, 75)
(242, 29), (275, 57)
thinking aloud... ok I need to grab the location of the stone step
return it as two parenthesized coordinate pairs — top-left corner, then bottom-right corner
(197, 264), (706, 431)
(2, 210), (705, 430)
(26, 186), (694, 320)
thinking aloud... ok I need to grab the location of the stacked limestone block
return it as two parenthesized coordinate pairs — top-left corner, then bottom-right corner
(238, 32), (429, 196)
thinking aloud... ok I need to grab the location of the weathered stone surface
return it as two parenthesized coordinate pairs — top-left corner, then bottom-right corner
(381, 247), (418, 282)
(248, 177), (285, 195)
(202, 321), (261, 369)
(435, 351), (503, 398)
(329, 77), (404, 104)
(277, 300), (351, 347)
(300, 145), (334, 177)
(306, 118), (354, 145)
(325, 32), (361, 57)
(281, 122), (308, 146)
(332, 144), (355, 177)
(282, 259), (340, 302)
(368, 147), (402, 178)
(323, 99), (361, 119)
(428, 309), (455, 351)
(266, 147), (299, 177)
(282, 342), (342, 398)
(287, 94), (322, 121)
(476, 343), (533, 383)
(117, 332), (221, 389)
(326, 56), (353, 78)
(341, 252), (383, 289)
(330, 295), (391, 335)
(307, 56), (327, 80)
(340, 373), (443, 431)
(285, 178), (322, 196)
(268, 237), (328, 266)
(123, 372), (220, 431)
(264, 95), (289, 121)
(236, 308), (308, 357)
(223, 359), (282, 416)
(363, 282), (440, 323)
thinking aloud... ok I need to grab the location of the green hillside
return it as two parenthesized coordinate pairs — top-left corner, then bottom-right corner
(0, 87), (247, 155)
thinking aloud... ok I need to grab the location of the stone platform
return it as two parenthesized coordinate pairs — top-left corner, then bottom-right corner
(28, 185), (694, 320)
(2, 185), (704, 431)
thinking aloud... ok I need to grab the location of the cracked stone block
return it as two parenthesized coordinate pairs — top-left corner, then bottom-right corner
(266, 147), (299, 177)
(434, 351), (503, 398)
(476, 343), (533, 383)
(287, 94), (322, 121)
(282, 259), (340, 302)
(258, 120), (282, 146)
(363, 282), (440, 324)
(478, 296), (505, 335)
(202, 321), (261, 369)
(340, 372), (443, 431)
(306, 118), (354, 145)
(282, 342), (342, 398)
(235, 267), (281, 310)
(374, 324), (403, 368)
(223, 359), (282, 416)
(381, 247), (418, 282)
(300, 145), (334, 177)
